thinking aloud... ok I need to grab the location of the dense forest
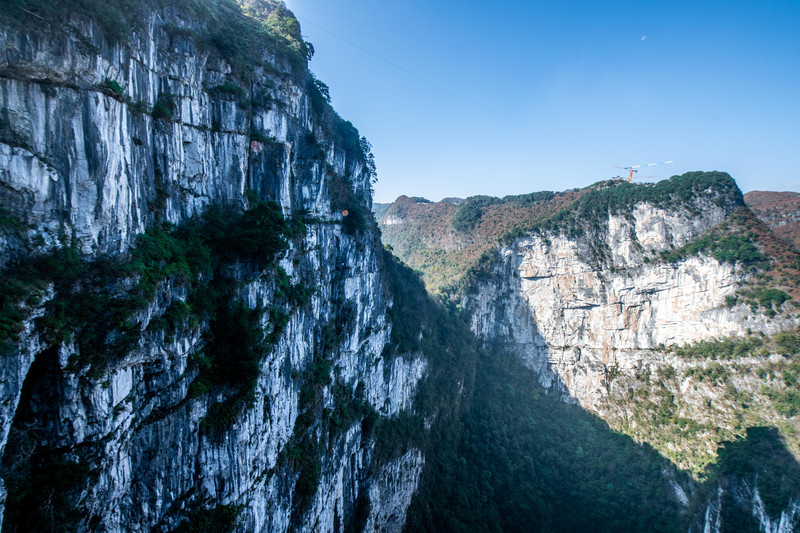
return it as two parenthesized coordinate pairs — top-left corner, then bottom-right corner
(406, 345), (688, 532)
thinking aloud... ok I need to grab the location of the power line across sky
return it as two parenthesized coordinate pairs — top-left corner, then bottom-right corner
(286, 0), (800, 202)
(297, 14), (633, 163)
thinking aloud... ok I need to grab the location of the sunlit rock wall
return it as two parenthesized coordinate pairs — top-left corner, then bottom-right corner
(0, 4), (424, 531)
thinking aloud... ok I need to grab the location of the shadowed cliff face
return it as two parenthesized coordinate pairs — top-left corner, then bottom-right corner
(405, 347), (691, 533)
(0, 1), (431, 531)
(688, 427), (800, 533)
(1, 346), (85, 532)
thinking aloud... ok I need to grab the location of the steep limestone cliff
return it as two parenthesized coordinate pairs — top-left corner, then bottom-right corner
(378, 174), (800, 532)
(0, 1), (426, 530)
(467, 197), (794, 408)
(457, 175), (800, 531)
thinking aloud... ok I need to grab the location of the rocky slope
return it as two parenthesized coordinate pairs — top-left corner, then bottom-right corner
(745, 190), (800, 250)
(0, 1), (428, 531)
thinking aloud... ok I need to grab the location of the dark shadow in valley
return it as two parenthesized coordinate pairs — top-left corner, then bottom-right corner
(404, 338), (800, 533)
(405, 344), (691, 532)
(687, 427), (800, 532)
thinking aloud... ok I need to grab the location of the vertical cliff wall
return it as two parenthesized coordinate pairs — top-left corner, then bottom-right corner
(459, 175), (800, 531)
(0, 2), (426, 530)
(466, 196), (780, 407)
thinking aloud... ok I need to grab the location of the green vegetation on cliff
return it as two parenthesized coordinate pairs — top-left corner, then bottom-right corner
(516, 171), (743, 241)
(170, 505), (242, 533)
(0, 195), (307, 446)
(599, 329), (800, 475)
(0, 194), (311, 529)
(1, 0), (312, 75)
(661, 208), (767, 267)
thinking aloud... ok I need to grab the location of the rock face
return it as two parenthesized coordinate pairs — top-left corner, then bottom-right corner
(466, 201), (785, 408)
(690, 481), (800, 533)
(0, 3), (424, 531)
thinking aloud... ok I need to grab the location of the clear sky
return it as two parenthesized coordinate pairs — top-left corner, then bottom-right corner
(282, 0), (800, 203)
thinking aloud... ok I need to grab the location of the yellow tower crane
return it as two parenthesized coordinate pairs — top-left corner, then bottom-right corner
(614, 161), (673, 182)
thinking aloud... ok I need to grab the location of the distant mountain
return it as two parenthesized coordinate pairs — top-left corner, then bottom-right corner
(745, 190), (800, 249)
(381, 180), (800, 301)
(440, 197), (464, 205)
(378, 190), (579, 293)
(385, 173), (800, 531)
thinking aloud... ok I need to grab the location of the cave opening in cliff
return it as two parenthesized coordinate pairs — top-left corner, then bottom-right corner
(1, 346), (90, 532)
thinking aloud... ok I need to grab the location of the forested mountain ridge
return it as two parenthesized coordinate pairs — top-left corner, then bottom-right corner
(379, 173), (798, 299)
(378, 189), (584, 294)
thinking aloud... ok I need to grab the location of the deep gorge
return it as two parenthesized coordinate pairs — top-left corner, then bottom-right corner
(1, 1), (799, 531)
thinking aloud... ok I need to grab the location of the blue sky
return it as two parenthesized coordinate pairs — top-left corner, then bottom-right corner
(283, 0), (800, 203)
